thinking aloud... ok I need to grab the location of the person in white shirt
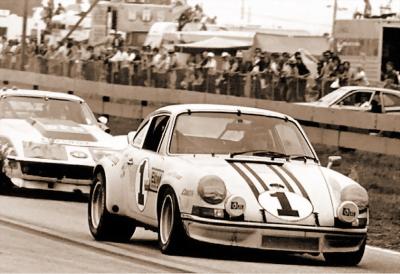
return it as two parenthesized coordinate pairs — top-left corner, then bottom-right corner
(352, 66), (369, 86)
(203, 52), (217, 93)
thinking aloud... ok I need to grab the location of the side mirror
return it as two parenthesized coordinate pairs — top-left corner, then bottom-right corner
(127, 131), (136, 146)
(327, 155), (342, 169)
(98, 116), (108, 125)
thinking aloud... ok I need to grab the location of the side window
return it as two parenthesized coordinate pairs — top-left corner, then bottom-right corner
(337, 91), (373, 106)
(382, 93), (400, 107)
(142, 115), (170, 152)
(132, 121), (149, 148)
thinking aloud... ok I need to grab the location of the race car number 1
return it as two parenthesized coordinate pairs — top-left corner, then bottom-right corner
(135, 159), (149, 211)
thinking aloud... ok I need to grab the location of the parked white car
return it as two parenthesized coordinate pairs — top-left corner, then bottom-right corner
(301, 86), (400, 113)
(88, 104), (369, 266)
(0, 89), (124, 194)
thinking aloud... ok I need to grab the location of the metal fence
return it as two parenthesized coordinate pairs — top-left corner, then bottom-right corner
(0, 53), (341, 102)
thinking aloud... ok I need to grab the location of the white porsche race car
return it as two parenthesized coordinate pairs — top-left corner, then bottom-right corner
(88, 104), (369, 265)
(0, 88), (124, 194)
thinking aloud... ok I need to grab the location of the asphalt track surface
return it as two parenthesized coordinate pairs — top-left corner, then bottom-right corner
(0, 189), (399, 273)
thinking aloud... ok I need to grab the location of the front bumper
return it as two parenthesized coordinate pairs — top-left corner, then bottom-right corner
(181, 214), (367, 253)
(3, 158), (93, 194)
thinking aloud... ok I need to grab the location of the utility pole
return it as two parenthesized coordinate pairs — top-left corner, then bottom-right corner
(20, 0), (28, 71)
(331, 0), (338, 52)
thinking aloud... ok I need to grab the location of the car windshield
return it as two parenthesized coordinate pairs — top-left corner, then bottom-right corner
(170, 112), (315, 158)
(317, 87), (349, 104)
(0, 96), (97, 125)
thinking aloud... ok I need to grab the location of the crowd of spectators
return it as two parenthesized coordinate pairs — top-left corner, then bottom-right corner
(1, 34), (399, 102)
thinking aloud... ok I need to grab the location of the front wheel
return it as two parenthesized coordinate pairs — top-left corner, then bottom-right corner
(323, 239), (366, 266)
(158, 189), (189, 254)
(88, 171), (136, 242)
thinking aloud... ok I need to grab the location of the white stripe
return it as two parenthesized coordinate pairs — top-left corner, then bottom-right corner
(366, 245), (400, 256)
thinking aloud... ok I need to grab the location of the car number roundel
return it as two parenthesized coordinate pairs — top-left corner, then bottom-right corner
(135, 159), (149, 212)
(258, 191), (313, 221)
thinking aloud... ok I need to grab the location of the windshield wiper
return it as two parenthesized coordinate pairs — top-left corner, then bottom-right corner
(289, 154), (318, 163)
(230, 150), (289, 160)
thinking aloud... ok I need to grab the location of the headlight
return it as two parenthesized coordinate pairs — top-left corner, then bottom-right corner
(23, 141), (67, 160)
(341, 184), (369, 209)
(0, 136), (17, 157)
(197, 175), (227, 205)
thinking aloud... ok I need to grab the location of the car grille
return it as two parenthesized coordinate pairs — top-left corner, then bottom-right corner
(262, 236), (319, 252)
(20, 161), (93, 180)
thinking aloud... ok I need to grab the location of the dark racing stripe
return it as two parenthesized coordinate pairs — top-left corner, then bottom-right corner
(242, 163), (269, 191)
(228, 162), (260, 198)
(279, 166), (311, 201)
(268, 165), (295, 193)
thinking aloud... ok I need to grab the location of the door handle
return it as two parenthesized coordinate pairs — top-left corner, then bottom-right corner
(127, 158), (134, 165)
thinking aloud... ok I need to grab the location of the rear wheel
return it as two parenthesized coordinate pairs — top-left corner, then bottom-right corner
(323, 239), (366, 266)
(88, 171), (136, 242)
(0, 172), (12, 193)
(158, 189), (189, 254)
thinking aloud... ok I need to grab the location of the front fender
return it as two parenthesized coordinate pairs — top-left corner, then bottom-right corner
(94, 155), (128, 215)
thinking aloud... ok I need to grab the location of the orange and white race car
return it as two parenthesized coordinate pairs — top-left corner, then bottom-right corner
(88, 104), (368, 265)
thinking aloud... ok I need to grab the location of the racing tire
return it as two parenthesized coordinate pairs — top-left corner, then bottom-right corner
(323, 239), (366, 266)
(158, 189), (189, 254)
(88, 171), (136, 242)
(0, 173), (12, 193)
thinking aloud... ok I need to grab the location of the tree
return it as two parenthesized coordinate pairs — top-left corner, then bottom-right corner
(0, 0), (42, 17)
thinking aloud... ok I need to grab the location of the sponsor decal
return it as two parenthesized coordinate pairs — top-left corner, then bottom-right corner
(225, 196), (246, 217)
(181, 189), (194, 196)
(149, 168), (163, 192)
(70, 151), (88, 159)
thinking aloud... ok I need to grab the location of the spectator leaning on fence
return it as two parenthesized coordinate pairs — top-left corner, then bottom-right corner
(353, 66), (369, 86)
(383, 61), (399, 89)
(295, 52), (310, 102)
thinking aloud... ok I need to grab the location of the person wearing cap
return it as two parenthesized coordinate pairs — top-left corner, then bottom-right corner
(165, 48), (178, 88)
(282, 57), (299, 102)
(217, 52), (231, 94)
(230, 50), (248, 97)
(251, 51), (269, 99)
(203, 52), (217, 93)
(295, 52), (310, 102)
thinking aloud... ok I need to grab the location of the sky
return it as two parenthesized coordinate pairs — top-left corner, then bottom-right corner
(187, 0), (400, 34)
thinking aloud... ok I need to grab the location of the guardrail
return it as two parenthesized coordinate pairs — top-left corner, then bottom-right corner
(1, 68), (399, 156)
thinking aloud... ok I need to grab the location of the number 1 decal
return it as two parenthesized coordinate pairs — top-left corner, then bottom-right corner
(135, 159), (149, 212)
(137, 161), (146, 206)
(271, 192), (299, 217)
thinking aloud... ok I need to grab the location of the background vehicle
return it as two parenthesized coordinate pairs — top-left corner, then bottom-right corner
(0, 89), (124, 194)
(88, 104), (369, 266)
(301, 86), (400, 113)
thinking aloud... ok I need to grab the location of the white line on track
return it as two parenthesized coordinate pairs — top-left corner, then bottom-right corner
(366, 245), (400, 256)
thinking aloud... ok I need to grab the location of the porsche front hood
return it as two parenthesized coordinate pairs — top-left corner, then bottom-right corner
(179, 156), (336, 227)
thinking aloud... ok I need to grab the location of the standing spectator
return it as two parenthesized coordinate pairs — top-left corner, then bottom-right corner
(165, 49), (178, 88)
(0, 36), (8, 68)
(119, 47), (130, 85)
(352, 66), (369, 86)
(295, 52), (310, 101)
(230, 51), (248, 97)
(383, 61), (399, 89)
(269, 52), (281, 100)
(250, 52), (268, 98)
(203, 52), (217, 93)
(216, 51), (231, 94)
(151, 48), (162, 87)
(282, 58), (299, 102)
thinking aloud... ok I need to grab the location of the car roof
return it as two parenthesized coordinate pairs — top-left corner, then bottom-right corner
(336, 86), (400, 94)
(154, 104), (295, 121)
(0, 88), (84, 102)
